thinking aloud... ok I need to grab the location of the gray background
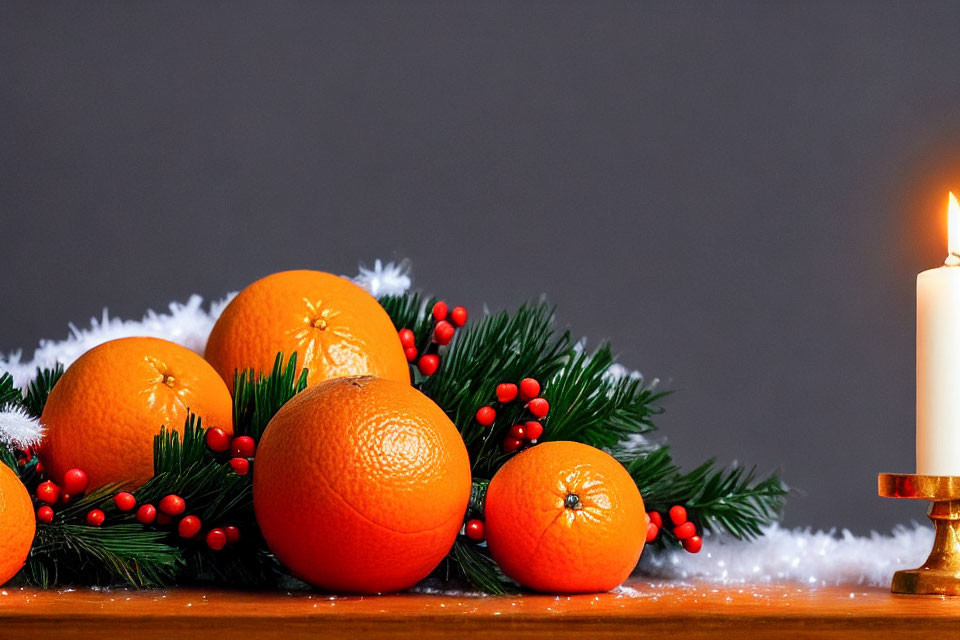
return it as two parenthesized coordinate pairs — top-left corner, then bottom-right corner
(3, 1), (960, 533)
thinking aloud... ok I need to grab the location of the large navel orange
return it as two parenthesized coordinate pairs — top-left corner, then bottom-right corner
(40, 337), (233, 489)
(205, 270), (409, 390)
(0, 463), (35, 585)
(253, 376), (471, 593)
(484, 441), (646, 593)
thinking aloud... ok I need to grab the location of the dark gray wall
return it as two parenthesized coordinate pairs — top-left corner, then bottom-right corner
(4, 1), (960, 533)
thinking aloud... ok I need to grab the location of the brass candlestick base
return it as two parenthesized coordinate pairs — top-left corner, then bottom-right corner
(878, 473), (960, 595)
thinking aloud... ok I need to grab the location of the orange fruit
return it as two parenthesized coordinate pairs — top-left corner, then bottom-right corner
(253, 376), (471, 593)
(0, 463), (35, 585)
(205, 270), (409, 390)
(40, 337), (233, 489)
(484, 441), (646, 593)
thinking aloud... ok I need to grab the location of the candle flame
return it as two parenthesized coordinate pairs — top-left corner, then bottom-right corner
(949, 192), (960, 266)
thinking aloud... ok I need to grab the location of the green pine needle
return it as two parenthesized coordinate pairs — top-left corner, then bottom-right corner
(233, 352), (308, 441)
(619, 446), (788, 544)
(22, 365), (64, 418)
(440, 540), (514, 595)
(0, 373), (22, 409)
(379, 292), (438, 354)
(542, 344), (666, 448)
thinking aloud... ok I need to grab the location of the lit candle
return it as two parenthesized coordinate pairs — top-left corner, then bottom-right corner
(916, 192), (960, 475)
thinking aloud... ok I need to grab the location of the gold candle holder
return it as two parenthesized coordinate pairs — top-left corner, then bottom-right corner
(878, 473), (960, 595)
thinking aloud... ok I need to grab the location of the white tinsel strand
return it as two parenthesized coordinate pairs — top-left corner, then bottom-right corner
(0, 406), (44, 447)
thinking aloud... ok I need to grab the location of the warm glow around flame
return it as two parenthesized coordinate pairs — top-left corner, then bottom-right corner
(950, 192), (960, 263)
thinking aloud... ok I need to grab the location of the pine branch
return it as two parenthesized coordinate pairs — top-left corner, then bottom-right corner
(22, 365), (64, 418)
(619, 446), (788, 544)
(233, 352), (308, 442)
(21, 485), (183, 588)
(24, 523), (182, 588)
(542, 344), (665, 449)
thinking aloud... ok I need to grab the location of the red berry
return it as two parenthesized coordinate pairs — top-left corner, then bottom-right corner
(398, 328), (416, 348)
(178, 515), (202, 538)
(475, 406), (496, 426)
(433, 320), (455, 346)
(524, 421), (544, 441)
(229, 457), (250, 475)
(205, 428), (230, 453)
(34, 461), (43, 474)
(156, 513), (173, 525)
(509, 424), (526, 439)
(224, 525), (241, 543)
(450, 306), (467, 327)
(673, 521), (697, 540)
(417, 354), (440, 376)
(206, 528), (227, 551)
(527, 397), (549, 418)
(503, 436), (523, 453)
(404, 346), (419, 362)
(432, 301), (448, 321)
(646, 522), (659, 543)
(230, 435), (255, 458)
(519, 378), (541, 401)
(669, 505), (687, 526)
(683, 535), (703, 553)
(136, 504), (157, 524)
(649, 511), (663, 529)
(36, 481), (60, 505)
(465, 519), (485, 541)
(114, 492), (137, 512)
(62, 468), (88, 495)
(86, 509), (105, 527)
(158, 494), (186, 516)
(36, 505), (54, 524)
(496, 383), (518, 403)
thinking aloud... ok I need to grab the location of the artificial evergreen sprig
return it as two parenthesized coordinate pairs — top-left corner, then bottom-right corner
(620, 444), (788, 546)
(22, 364), (64, 418)
(233, 352), (308, 441)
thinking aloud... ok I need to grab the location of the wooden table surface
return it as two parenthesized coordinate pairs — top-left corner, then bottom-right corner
(1, 580), (959, 639)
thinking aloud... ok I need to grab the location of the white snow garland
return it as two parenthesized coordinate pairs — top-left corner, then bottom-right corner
(0, 260), (931, 587)
(0, 406), (44, 447)
(640, 523), (931, 587)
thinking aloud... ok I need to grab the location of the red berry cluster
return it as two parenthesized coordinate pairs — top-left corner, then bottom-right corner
(127, 493), (242, 551)
(33, 464), (242, 552)
(474, 377), (549, 453)
(206, 428), (255, 475)
(35, 467), (90, 523)
(646, 505), (702, 553)
(398, 301), (468, 377)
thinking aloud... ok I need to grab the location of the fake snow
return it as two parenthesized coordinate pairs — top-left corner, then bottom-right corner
(638, 523), (932, 588)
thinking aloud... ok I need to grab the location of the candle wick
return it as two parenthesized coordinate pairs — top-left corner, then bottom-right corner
(946, 253), (960, 267)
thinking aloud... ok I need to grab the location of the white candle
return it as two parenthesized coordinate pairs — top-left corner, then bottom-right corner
(917, 192), (960, 476)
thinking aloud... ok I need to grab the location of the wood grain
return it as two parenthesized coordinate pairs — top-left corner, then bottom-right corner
(1, 580), (959, 639)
